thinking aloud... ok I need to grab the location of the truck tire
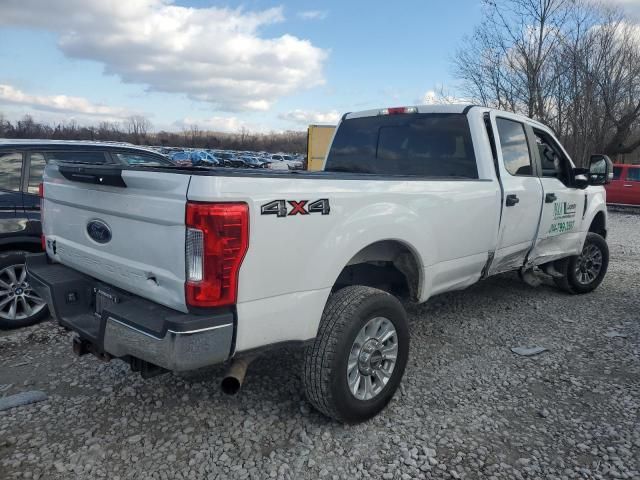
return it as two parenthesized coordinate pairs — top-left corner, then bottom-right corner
(303, 285), (409, 423)
(0, 253), (49, 330)
(553, 233), (609, 294)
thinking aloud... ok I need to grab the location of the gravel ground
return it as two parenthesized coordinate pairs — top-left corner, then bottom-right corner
(1, 211), (639, 480)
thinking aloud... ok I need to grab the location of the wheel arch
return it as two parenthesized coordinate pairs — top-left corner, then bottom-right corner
(332, 239), (424, 302)
(0, 237), (42, 256)
(588, 210), (606, 239)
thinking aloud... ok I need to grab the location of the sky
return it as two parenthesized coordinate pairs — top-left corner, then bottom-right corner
(0, 0), (637, 133)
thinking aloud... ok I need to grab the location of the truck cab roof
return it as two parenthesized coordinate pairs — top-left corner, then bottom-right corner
(344, 104), (551, 131)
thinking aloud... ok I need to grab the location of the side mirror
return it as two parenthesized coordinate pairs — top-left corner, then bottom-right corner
(588, 154), (613, 185)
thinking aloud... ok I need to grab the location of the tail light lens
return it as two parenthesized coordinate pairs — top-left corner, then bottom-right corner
(39, 182), (46, 251)
(185, 202), (249, 308)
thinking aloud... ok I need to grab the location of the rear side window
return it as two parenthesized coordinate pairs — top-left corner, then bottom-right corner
(496, 118), (532, 176)
(27, 153), (46, 194)
(612, 167), (622, 180)
(0, 152), (23, 191)
(46, 150), (107, 164)
(115, 152), (172, 166)
(325, 114), (478, 178)
(627, 168), (640, 182)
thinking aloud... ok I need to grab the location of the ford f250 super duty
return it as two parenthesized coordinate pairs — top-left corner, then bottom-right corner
(26, 105), (613, 423)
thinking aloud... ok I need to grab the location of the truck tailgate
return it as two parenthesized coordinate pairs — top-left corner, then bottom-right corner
(42, 166), (190, 312)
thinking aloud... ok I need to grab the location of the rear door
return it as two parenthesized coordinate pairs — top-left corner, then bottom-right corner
(488, 113), (544, 274)
(621, 166), (640, 205)
(528, 128), (586, 264)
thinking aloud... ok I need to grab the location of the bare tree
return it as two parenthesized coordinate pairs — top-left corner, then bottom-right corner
(125, 115), (152, 144)
(453, 0), (640, 164)
(0, 110), (307, 153)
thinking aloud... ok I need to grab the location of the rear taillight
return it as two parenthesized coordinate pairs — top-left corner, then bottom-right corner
(39, 182), (46, 251)
(185, 202), (249, 308)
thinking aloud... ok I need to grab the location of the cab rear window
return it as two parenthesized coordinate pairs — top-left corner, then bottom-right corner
(325, 113), (478, 178)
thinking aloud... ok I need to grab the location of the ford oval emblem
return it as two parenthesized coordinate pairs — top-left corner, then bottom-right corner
(87, 219), (112, 244)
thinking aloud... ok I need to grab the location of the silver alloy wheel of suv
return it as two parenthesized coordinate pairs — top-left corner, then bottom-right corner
(0, 263), (46, 322)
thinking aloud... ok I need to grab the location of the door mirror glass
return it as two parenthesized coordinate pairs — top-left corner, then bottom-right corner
(588, 155), (613, 185)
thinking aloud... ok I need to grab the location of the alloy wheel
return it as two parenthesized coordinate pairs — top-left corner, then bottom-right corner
(347, 316), (398, 401)
(574, 243), (603, 285)
(0, 264), (46, 322)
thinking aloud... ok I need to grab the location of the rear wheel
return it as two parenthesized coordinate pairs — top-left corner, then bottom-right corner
(303, 285), (409, 423)
(0, 253), (48, 329)
(554, 233), (609, 294)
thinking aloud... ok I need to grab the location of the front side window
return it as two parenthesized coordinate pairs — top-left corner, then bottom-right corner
(0, 151), (23, 192)
(627, 168), (640, 182)
(496, 118), (532, 176)
(613, 167), (623, 180)
(28, 152), (46, 194)
(325, 113), (478, 178)
(46, 150), (107, 165)
(534, 129), (571, 186)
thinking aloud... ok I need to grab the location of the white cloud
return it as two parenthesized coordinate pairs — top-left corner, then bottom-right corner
(600, 0), (640, 18)
(279, 109), (340, 125)
(298, 10), (328, 21)
(0, 83), (132, 120)
(172, 116), (269, 133)
(0, 0), (328, 112)
(418, 88), (469, 105)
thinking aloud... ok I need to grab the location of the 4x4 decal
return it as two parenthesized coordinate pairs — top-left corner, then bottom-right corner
(261, 199), (330, 217)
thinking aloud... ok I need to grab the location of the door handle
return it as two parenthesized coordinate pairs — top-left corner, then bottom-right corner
(545, 193), (557, 203)
(505, 194), (519, 207)
(623, 184), (632, 187)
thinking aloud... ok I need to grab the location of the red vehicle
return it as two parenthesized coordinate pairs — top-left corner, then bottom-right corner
(605, 164), (640, 205)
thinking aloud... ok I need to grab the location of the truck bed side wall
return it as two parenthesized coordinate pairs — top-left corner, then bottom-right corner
(187, 175), (501, 352)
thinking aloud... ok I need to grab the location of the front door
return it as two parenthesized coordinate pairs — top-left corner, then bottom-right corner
(528, 128), (585, 264)
(488, 113), (544, 275)
(620, 166), (640, 205)
(605, 166), (625, 204)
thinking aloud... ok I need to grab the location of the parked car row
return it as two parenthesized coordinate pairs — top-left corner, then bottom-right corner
(154, 147), (304, 170)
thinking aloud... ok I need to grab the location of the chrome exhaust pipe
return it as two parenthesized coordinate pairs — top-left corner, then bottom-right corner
(221, 356), (254, 395)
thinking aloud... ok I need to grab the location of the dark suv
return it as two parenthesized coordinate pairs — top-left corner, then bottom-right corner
(0, 140), (174, 329)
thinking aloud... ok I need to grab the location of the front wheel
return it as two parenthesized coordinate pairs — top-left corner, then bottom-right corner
(554, 232), (609, 294)
(303, 286), (409, 423)
(0, 253), (49, 329)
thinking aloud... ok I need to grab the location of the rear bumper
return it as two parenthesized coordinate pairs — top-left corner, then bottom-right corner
(26, 253), (234, 371)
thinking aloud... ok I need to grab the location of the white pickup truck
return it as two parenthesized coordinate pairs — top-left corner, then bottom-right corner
(27, 105), (612, 423)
